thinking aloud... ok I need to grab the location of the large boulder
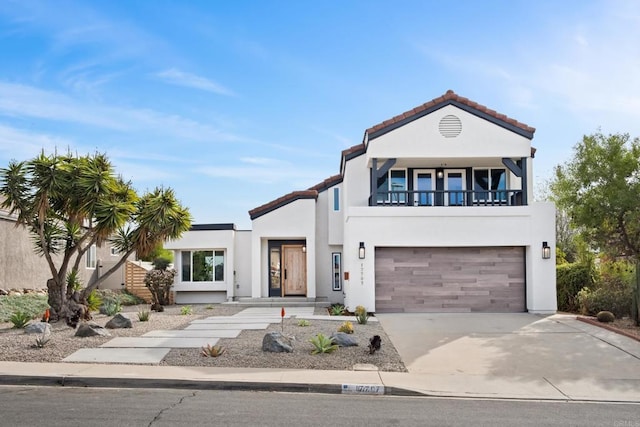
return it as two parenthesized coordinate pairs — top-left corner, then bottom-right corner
(331, 332), (359, 347)
(262, 331), (293, 353)
(105, 313), (132, 329)
(25, 322), (51, 336)
(75, 321), (111, 337)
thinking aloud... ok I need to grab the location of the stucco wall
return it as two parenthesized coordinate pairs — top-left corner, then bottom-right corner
(234, 230), (252, 298)
(366, 104), (531, 160)
(342, 202), (556, 313)
(251, 199), (316, 298)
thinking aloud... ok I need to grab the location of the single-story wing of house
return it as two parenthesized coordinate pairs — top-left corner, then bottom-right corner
(164, 90), (557, 314)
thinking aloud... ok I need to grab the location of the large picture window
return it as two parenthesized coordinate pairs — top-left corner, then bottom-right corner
(181, 250), (224, 282)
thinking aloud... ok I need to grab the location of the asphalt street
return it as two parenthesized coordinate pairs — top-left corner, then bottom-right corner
(1, 386), (638, 427)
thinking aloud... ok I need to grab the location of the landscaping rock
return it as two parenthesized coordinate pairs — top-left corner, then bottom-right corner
(0, 289), (8, 296)
(105, 313), (132, 329)
(597, 311), (615, 323)
(331, 332), (359, 347)
(24, 322), (51, 336)
(262, 331), (293, 353)
(75, 322), (110, 337)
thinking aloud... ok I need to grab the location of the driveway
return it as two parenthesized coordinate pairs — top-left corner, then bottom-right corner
(377, 313), (640, 383)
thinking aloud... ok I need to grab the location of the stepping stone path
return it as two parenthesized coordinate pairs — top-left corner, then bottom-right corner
(62, 306), (316, 365)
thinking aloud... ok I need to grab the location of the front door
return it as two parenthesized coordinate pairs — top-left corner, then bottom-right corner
(282, 244), (307, 296)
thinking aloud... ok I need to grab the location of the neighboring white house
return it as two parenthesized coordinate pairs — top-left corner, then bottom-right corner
(164, 90), (557, 313)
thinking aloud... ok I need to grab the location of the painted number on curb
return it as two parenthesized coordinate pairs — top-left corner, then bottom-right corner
(341, 384), (384, 395)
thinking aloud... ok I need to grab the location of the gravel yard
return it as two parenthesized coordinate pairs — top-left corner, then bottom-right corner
(0, 304), (407, 372)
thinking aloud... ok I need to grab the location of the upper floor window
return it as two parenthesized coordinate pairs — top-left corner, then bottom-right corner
(333, 188), (340, 211)
(110, 246), (119, 256)
(181, 250), (224, 282)
(474, 168), (507, 202)
(86, 244), (97, 269)
(377, 169), (406, 204)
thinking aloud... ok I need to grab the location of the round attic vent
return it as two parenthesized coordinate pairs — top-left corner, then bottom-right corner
(439, 115), (462, 138)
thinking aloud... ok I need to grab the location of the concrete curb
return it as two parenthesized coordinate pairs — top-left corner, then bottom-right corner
(0, 374), (424, 397)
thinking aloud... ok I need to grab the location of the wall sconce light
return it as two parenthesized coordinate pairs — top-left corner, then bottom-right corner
(436, 170), (444, 179)
(542, 241), (551, 259)
(358, 242), (366, 259)
(302, 246), (306, 253)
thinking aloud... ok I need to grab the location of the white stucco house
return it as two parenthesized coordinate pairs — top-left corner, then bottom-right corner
(165, 90), (557, 313)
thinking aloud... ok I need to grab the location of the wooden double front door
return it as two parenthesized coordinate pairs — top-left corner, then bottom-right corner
(269, 242), (307, 297)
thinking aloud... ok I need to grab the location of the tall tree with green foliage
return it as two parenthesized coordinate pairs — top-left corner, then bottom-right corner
(551, 132), (640, 323)
(0, 151), (191, 324)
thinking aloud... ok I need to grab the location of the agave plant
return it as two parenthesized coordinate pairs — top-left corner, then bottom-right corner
(201, 344), (225, 357)
(309, 333), (338, 354)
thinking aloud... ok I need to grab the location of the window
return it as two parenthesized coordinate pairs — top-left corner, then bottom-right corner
(445, 171), (465, 206)
(86, 244), (97, 269)
(110, 246), (119, 256)
(181, 250), (225, 282)
(333, 188), (340, 211)
(376, 169), (406, 203)
(332, 252), (342, 291)
(473, 168), (507, 203)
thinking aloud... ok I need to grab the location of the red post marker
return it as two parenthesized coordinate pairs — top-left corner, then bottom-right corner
(281, 307), (285, 332)
(281, 307), (285, 318)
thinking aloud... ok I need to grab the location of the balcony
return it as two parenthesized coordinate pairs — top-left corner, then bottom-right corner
(370, 189), (524, 207)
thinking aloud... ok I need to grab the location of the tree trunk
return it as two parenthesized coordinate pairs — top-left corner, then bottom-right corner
(46, 277), (90, 327)
(46, 278), (66, 322)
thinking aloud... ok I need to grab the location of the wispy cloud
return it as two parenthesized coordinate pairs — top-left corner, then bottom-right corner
(197, 159), (327, 185)
(0, 123), (76, 160)
(155, 68), (235, 96)
(0, 81), (243, 142)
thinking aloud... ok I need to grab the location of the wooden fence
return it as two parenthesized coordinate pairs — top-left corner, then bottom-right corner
(124, 261), (174, 305)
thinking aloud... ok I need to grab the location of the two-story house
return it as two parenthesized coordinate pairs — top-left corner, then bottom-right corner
(164, 90), (557, 313)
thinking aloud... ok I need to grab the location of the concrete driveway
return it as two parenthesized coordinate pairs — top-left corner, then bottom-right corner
(377, 313), (640, 399)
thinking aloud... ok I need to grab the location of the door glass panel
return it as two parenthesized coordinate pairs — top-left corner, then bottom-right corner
(447, 172), (464, 206)
(269, 248), (281, 290)
(491, 169), (507, 202)
(474, 169), (489, 202)
(415, 172), (433, 206)
(390, 170), (406, 204)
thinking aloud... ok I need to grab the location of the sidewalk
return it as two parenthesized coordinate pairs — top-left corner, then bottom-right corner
(2, 360), (640, 402)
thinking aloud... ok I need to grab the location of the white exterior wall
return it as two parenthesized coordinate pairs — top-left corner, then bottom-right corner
(165, 229), (236, 303)
(251, 199), (316, 298)
(234, 230), (252, 298)
(314, 187), (345, 304)
(366, 105), (531, 160)
(342, 203), (556, 313)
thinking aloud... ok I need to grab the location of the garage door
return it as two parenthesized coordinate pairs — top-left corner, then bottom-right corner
(375, 247), (525, 313)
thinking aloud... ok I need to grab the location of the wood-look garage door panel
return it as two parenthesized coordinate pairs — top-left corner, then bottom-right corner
(375, 247), (525, 313)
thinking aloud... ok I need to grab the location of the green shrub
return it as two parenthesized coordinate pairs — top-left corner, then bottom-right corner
(137, 310), (150, 321)
(556, 263), (593, 312)
(180, 305), (193, 315)
(100, 299), (122, 316)
(10, 311), (32, 328)
(309, 333), (338, 354)
(596, 311), (615, 323)
(117, 291), (146, 306)
(86, 290), (103, 312)
(0, 294), (48, 322)
(577, 284), (632, 318)
(297, 319), (311, 327)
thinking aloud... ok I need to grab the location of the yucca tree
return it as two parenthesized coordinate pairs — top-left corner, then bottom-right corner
(0, 151), (191, 324)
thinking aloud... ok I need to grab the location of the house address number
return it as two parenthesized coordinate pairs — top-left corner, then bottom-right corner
(341, 384), (385, 395)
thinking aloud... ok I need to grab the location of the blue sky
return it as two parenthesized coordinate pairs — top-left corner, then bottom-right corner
(1, 1), (639, 229)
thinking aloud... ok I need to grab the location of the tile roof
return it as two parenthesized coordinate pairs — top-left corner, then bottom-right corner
(307, 174), (343, 192)
(249, 190), (318, 220)
(366, 90), (536, 139)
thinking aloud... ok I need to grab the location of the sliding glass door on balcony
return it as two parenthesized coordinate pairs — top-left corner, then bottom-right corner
(445, 170), (466, 206)
(413, 169), (435, 206)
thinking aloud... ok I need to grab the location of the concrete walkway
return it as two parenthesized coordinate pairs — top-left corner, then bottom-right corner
(62, 307), (316, 364)
(2, 311), (639, 402)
